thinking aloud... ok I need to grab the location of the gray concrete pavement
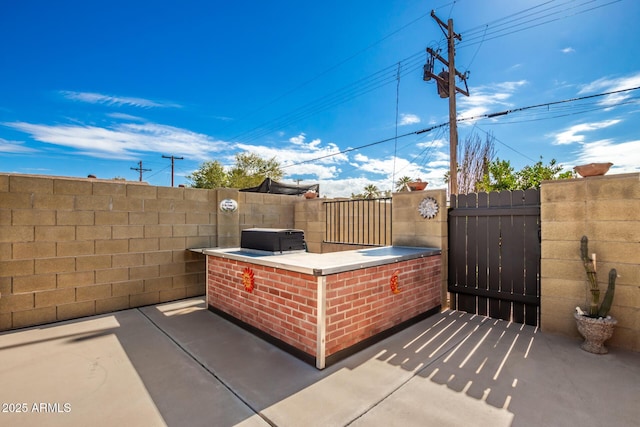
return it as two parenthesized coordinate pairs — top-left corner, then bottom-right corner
(1, 297), (638, 426)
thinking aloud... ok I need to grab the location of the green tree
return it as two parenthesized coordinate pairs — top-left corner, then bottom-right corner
(186, 160), (228, 189)
(362, 184), (381, 199)
(395, 176), (413, 192)
(227, 152), (283, 189)
(477, 159), (517, 192)
(187, 152), (284, 189)
(517, 158), (574, 189)
(477, 157), (574, 192)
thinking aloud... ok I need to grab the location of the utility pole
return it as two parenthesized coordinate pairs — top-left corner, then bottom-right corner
(162, 155), (184, 187)
(424, 10), (470, 196)
(130, 160), (151, 182)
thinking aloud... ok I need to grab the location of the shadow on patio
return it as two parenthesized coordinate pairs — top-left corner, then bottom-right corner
(1, 298), (638, 427)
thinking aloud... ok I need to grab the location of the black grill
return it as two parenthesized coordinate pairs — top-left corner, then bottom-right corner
(240, 228), (306, 253)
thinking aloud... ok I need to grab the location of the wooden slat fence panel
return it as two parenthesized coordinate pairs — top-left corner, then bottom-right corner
(448, 189), (540, 326)
(324, 198), (392, 247)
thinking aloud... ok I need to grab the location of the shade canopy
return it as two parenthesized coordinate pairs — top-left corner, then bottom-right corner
(239, 178), (319, 196)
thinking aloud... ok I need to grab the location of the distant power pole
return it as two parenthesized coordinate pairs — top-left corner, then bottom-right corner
(162, 155), (184, 187)
(424, 10), (470, 196)
(130, 160), (151, 182)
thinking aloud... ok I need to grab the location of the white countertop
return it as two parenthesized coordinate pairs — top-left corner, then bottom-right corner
(192, 246), (441, 276)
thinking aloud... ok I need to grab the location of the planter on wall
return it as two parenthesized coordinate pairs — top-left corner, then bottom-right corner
(573, 162), (613, 177)
(408, 181), (428, 191)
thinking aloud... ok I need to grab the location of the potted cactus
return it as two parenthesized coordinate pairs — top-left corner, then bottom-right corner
(574, 235), (617, 354)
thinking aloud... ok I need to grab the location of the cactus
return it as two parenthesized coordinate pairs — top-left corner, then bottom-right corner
(598, 269), (616, 318)
(579, 236), (616, 318)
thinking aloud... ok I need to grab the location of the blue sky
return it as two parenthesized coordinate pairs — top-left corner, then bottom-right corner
(1, 0), (639, 197)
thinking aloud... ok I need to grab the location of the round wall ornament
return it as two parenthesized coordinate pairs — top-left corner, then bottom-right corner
(389, 269), (401, 294)
(418, 197), (439, 219)
(219, 198), (238, 213)
(242, 267), (255, 293)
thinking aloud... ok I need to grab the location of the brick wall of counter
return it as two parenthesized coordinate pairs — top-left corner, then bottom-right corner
(206, 253), (441, 364)
(206, 256), (318, 356)
(324, 255), (441, 356)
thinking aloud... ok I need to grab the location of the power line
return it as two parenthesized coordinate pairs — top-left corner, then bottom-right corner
(472, 125), (537, 162)
(130, 160), (152, 182)
(282, 85), (640, 169)
(228, 0), (621, 146)
(282, 122), (449, 169)
(231, 52), (425, 143)
(457, 85), (640, 123)
(459, 0), (622, 49)
(223, 4), (454, 135)
(145, 164), (172, 181)
(161, 155), (184, 187)
(480, 97), (640, 125)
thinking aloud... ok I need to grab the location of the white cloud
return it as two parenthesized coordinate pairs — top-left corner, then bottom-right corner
(236, 131), (450, 196)
(289, 133), (306, 145)
(399, 113), (420, 126)
(551, 119), (620, 145)
(561, 47), (575, 54)
(4, 121), (227, 160)
(318, 176), (382, 198)
(60, 91), (181, 109)
(349, 153), (440, 184)
(458, 80), (527, 121)
(287, 133), (323, 150)
(0, 137), (37, 153)
(573, 139), (640, 173)
(578, 72), (640, 107)
(107, 113), (145, 121)
(235, 134), (349, 181)
(417, 137), (447, 149)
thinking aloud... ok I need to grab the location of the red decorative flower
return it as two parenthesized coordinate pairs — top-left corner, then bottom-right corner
(390, 270), (401, 294)
(242, 267), (255, 293)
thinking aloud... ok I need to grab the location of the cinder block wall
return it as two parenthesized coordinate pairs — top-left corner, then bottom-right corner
(0, 174), (216, 330)
(239, 191), (296, 231)
(392, 189), (449, 308)
(294, 198), (325, 253)
(541, 173), (640, 351)
(217, 190), (299, 248)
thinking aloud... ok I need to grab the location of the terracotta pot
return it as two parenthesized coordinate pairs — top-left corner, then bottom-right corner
(304, 192), (317, 199)
(574, 312), (617, 354)
(573, 162), (613, 177)
(408, 181), (428, 191)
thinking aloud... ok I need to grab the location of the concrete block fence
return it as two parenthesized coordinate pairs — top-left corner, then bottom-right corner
(0, 175), (216, 330)
(540, 173), (640, 351)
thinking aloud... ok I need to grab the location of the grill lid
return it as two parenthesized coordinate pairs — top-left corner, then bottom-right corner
(240, 228), (306, 253)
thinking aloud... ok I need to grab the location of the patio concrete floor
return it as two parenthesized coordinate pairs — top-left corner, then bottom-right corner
(0, 297), (638, 427)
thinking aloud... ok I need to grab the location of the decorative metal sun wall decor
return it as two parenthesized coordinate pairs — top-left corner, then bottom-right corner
(242, 267), (255, 293)
(418, 197), (439, 219)
(389, 270), (401, 294)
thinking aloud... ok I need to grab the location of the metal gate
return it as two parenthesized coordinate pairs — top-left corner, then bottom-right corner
(324, 198), (392, 247)
(448, 189), (540, 326)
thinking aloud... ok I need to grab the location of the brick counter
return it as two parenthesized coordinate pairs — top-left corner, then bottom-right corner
(203, 246), (441, 369)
